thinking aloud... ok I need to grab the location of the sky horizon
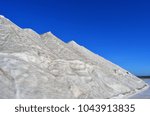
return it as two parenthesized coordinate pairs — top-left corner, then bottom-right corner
(0, 0), (150, 76)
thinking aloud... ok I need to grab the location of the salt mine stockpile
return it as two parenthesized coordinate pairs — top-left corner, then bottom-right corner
(0, 15), (149, 99)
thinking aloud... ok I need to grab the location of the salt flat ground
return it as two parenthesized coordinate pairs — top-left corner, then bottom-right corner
(130, 79), (150, 99)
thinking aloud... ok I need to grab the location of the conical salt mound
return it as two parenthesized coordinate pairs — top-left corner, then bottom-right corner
(0, 15), (149, 98)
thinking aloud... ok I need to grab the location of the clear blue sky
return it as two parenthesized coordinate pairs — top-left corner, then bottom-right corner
(0, 0), (150, 76)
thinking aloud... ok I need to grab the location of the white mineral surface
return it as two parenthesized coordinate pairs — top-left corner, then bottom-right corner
(0, 15), (149, 98)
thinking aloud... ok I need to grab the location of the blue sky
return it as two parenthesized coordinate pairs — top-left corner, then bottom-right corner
(0, 0), (150, 76)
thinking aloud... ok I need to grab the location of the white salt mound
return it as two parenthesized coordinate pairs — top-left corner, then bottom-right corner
(0, 15), (149, 98)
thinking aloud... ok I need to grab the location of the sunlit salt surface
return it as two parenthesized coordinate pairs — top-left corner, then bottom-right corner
(0, 15), (148, 98)
(130, 79), (150, 99)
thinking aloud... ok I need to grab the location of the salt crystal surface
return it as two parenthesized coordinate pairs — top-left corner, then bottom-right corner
(0, 15), (149, 99)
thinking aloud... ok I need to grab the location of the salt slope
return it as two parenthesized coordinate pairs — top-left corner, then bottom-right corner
(39, 26), (148, 98)
(0, 15), (149, 98)
(0, 15), (60, 98)
(68, 41), (149, 97)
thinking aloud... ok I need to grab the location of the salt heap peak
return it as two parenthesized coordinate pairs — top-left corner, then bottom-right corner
(0, 15), (5, 18)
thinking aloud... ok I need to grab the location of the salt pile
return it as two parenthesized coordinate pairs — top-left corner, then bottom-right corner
(0, 15), (149, 98)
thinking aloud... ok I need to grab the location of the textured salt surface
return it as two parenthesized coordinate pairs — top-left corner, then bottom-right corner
(130, 79), (150, 99)
(0, 15), (149, 99)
